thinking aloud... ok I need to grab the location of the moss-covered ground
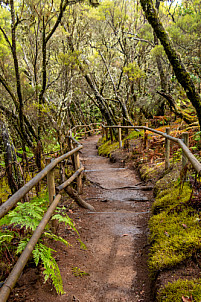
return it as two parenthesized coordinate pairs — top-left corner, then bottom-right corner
(157, 278), (201, 302)
(98, 139), (119, 157)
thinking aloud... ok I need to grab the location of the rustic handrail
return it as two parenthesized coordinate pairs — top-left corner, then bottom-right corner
(71, 122), (101, 131)
(71, 122), (101, 138)
(102, 124), (201, 175)
(56, 166), (84, 192)
(0, 145), (83, 220)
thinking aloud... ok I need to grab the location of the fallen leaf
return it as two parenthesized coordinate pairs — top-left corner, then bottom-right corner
(182, 224), (188, 229)
(182, 295), (193, 302)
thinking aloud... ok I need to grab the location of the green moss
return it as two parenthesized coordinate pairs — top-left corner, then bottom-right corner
(153, 165), (181, 196)
(124, 130), (143, 140)
(139, 162), (165, 181)
(148, 183), (201, 274)
(0, 177), (11, 203)
(157, 278), (201, 302)
(152, 183), (192, 214)
(98, 140), (119, 157)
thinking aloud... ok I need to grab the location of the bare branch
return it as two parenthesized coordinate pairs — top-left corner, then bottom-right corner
(45, 0), (69, 44)
(0, 74), (18, 107)
(0, 26), (12, 49)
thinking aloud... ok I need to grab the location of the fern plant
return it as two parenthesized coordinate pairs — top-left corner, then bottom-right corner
(0, 191), (83, 294)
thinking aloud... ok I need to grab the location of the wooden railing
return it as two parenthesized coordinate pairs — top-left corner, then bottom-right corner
(0, 134), (87, 302)
(102, 124), (201, 175)
(71, 122), (101, 138)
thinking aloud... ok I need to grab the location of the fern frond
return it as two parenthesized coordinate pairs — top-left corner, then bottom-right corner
(52, 213), (79, 236)
(8, 199), (47, 231)
(0, 215), (12, 227)
(32, 244), (40, 266)
(33, 243), (64, 294)
(16, 238), (29, 254)
(44, 232), (71, 247)
(0, 233), (14, 245)
(77, 238), (87, 250)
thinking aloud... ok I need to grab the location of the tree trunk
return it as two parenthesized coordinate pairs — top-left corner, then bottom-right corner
(140, 0), (201, 128)
(157, 91), (196, 124)
(0, 118), (23, 194)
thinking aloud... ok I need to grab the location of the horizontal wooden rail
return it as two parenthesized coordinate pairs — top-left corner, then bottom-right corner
(0, 145), (83, 220)
(0, 194), (62, 302)
(71, 123), (101, 138)
(71, 122), (101, 131)
(102, 124), (201, 175)
(69, 134), (82, 146)
(56, 166), (84, 192)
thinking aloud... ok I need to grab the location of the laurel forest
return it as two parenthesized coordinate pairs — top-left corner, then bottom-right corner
(1, 0), (201, 298)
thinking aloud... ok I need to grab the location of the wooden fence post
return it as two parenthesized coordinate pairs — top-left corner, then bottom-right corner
(102, 125), (105, 138)
(110, 128), (113, 143)
(165, 128), (170, 170)
(68, 132), (75, 169)
(46, 158), (57, 233)
(106, 127), (109, 141)
(182, 132), (189, 168)
(144, 122), (148, 150)
(118, 125), (122, 148)
(60, 160), (65, 183)
(73, 144), (83, 194)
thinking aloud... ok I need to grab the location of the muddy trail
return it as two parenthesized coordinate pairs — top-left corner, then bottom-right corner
(10, 135), (152, 302)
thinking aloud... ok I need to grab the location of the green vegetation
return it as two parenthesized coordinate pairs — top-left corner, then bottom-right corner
(98, 130), (143, 157)
(98, 140), (119, 157)
(72, 266), (90, 277)
(0, 191), (82, 294)
(151, 183), (191, 214)
(157, 278), (201, 302)
(124, 130), (143, 140)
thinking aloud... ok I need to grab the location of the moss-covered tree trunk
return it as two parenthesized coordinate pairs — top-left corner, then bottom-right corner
(140, 0), (201, 128)
(0, 118), (23, 194)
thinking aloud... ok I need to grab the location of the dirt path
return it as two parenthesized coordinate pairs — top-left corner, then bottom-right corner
(10, 135), (152, 302)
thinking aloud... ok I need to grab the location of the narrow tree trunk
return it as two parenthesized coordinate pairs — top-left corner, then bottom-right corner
(154, 38), (167, 115)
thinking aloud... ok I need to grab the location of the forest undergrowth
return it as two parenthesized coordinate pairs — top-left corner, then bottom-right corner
(0, 169), (84, 295)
